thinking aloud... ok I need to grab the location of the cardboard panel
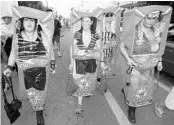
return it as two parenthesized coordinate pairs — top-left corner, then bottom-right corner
(122, 5), (172, 57)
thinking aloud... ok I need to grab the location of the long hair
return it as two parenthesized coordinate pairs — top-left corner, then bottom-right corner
(75, 17), (97, 45)
(79, 16), (97, 34)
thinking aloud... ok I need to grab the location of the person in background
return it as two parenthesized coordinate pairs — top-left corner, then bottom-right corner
(53, 14), (62, 57)
(0, 13), (14, 63)
(46, 9), (62, 57)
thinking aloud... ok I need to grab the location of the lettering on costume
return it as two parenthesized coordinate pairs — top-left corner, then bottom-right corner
(19, 63), (29, 68)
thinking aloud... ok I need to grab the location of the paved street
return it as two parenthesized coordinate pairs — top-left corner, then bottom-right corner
(1, 28), (174, 125)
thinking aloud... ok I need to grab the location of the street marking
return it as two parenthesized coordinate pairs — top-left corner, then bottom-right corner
(105, 90), (132, 125)
(158, 82), (171, 93)
(104, 82), (171, 125)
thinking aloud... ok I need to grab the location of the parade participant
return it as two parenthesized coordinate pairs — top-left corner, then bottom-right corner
(53, 14), (62, 57)
(155, 86), (174, 117)
(3, 6), (55, 125)
(120, 6), (171, 123)
(69, 16), (102, 114)
(100, 6), (121, 77)
(0, 13), (14, 62)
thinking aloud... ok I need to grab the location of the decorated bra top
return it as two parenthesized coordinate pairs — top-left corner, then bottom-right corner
(74, 30), (100, 51)
(17, 31), (47, 60)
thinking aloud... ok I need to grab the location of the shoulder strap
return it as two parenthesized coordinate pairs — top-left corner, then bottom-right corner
(1, 75), (10, 105)
(156, 69), (160, 81)
(4, 75), (17, 100)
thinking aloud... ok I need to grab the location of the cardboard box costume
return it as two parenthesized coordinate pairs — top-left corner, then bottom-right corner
(121, 5), (172, 107)
(69, 9), (103, 96)
(11, 6), (54, 111)
(97, 7), (121, 77)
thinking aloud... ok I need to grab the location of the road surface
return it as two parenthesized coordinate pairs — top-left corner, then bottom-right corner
(1, 29), (174, 125)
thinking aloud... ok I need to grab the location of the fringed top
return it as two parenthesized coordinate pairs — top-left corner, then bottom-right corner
(74, 30), (100, 51)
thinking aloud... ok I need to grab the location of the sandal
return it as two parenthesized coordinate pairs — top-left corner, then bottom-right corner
(75, 104), (83, 114)
(155, 102), (163, 117)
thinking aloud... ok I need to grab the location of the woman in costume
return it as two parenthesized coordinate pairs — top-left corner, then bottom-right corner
(120, 10), (165, 123)
(4, 7), (55, 125)
(69, 16), (103, 114)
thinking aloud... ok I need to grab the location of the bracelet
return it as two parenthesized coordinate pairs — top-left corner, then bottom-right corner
(158, 61), (162, 63)
(50, 60), (56, 64)
(7, 65), (13, 70)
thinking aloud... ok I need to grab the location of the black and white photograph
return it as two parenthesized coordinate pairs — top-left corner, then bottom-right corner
(0, 1), (174, 125)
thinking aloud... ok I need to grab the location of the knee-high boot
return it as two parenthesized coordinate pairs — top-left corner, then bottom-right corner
(128, 106), (136, 123)
(36, 110), (44, 125)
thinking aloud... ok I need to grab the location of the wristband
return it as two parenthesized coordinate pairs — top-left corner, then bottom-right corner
(50, 60), (56, 69)
(50, 60), (56, 64)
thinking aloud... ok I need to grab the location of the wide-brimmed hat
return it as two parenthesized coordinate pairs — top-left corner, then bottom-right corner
(12, 6), (54, 34)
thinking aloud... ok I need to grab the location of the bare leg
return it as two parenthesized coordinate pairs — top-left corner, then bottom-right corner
(53, 40), (57, 50)
(78, 96), (82, 105)
(57, 42), (62, 57)
(75, 96), (83, 114)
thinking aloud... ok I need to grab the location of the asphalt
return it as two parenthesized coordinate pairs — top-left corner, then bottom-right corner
(1, 28), (174, 125)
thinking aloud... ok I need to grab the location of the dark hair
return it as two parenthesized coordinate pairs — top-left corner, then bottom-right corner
(158, 11), (163, 22)
(16, 17), (43, 38)
(17, 17), (37, 33)
(79, 16), (97, 34)
(75, 17), (98, 45)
